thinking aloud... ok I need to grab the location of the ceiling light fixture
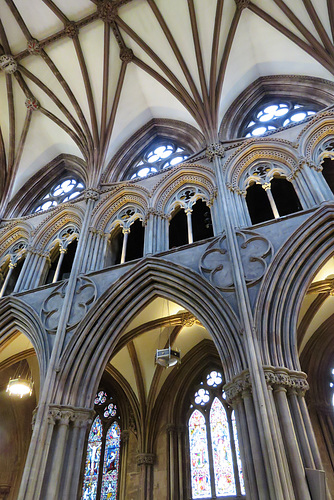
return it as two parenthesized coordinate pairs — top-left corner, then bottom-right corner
(155, 300), (181, 368)
(6, 361), (33, 398)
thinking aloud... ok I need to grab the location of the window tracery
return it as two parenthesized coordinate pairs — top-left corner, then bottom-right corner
(33, 177), (85, 213)
(82, 391), (121, 500)
(188, 369), (245, 498)
(242, 100), (318, 138)
(128, 140), (190, 180)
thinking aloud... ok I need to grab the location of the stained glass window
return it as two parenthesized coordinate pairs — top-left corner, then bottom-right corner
(82, 392), (121, 500)
(33, 176), (85, 213)
(101, 422), (121, 500)
(189, 410), (211, 498)
(188, 369), (245, 498)
(82, 416), (103, 500)
(241, 100), (319, 138)
(127, 140), (190, 180)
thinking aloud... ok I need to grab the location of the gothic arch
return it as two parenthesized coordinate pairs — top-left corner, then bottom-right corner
(152, 165), (216, 214)
(92, 186), (149, 232)
(223, 140), (299, 194)
(31, 206), (84, 250)
(5, 154), (87, 218)
(0, 296), (49, 381)
(101, 118), (205, 183)
(0, 222), (32, 258)
(57, 258), (245, 409)
(297, 109), (334, 165)
(255, 204), (334, 370)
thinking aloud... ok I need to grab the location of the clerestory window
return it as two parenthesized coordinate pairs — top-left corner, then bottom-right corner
(128, 140), (190, 180)
(33, 177), (85, 213)
(241, 100), (318, 138)
(188, 369), (245, 498)
(81, 391), (121, 500)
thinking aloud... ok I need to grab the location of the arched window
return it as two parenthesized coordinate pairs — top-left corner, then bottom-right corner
(33, 176), (85, 213)
(43, 226), (79, 284)
(105, 207), (145, 266)
(241, 100), (318, 138)
(188, 369), (245, 498)
(246, 176), (302, 224)
(168, 189), (213, 249)
(0, 241), (27, 297)
(82, 391), (121, 500)
(329, 369), (334, 407)
(128, 140), (190, 180)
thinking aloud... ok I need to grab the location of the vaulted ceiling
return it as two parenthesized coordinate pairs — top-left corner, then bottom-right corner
(0, 0), (334, 214)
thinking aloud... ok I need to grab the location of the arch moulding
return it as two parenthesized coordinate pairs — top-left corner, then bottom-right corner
(56, 258), (245, 409)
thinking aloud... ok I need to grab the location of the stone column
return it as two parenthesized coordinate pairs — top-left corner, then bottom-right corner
(144, 209), (154, 256)
(61, 408), (94, 500)
(0, 262), (14, 297)
(22, 248), (50, 290)
(166, 424), (177, 500)
(185, 209), (193, 244)
(262, 184), (280, 219)
(136, 453), (155, 500)
(118, 430), (130, 500)
(176, 426), (185, 500)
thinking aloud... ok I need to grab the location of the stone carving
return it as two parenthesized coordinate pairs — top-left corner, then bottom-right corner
(98, 1), (119, 22)
(224, 370), (252, 404)
(136, 453), (155, 465)
(27, 39), (41, 55)
(200, 234), (234, 291)
(41, 276), (97, 333)
(264, 367), (309, 395)
(235, 0), (250, 9)
(25, 98), (40, 111)
(237, 230), (273, 287)
(0, 54), (17, 74)
(200, 230), (272, 291)
(120, 47), (134, 63)
(65, 22), (79, 38)
(206, 143), (225, 162)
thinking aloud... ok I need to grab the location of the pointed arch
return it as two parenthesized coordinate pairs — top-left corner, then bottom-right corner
(255, 204), (334, 369)
(32, 206), (84, 250)
(0, 296), (49, 381)
(57, 258), (244, 408)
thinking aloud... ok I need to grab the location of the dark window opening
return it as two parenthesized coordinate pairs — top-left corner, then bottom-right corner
(246, 183), (274, 224)
(59, 239), (78, 281)
(125, 219), (145, 262)
(4, 258), (25, 295)
(192, 200), (214, 242)
(271, 177), (302, 216)
(169, 208), (188, 249)
(321, 157), (334, 194)
(107, 227), (123, 266)
(45, 250), (59, 284)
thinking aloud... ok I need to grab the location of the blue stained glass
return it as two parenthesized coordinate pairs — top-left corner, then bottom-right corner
(101, 421), (121, 500)
(82, 416), (103, 500)
(210, 398), (236, 496)
(232, 411), (245, 495)
(189, 410), (211, 498)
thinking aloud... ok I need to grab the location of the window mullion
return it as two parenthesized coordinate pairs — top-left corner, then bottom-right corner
(96, 423), (107, 500)
(206, 407), (216, 499)
(227, 407), (241, 496)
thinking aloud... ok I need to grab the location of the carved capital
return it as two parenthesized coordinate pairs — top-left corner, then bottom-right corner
(121, 430), (130, 443)
(136, 453), (155, 466)
(166, 423), (176, 434)
(263, 366), (309, 395)
(224, 370), (252, 404)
